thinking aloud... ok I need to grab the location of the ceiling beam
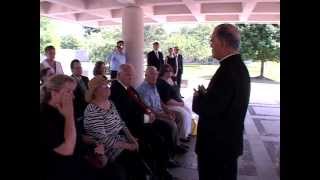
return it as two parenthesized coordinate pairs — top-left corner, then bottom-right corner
(240, 0), (257, 22)
(45, 0), (86, 10)
(181, 0), (204, 22)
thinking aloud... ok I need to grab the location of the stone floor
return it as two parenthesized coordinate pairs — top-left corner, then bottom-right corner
(168, 79), (280, 180)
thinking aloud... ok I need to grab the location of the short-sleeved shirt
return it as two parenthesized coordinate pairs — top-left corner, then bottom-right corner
(110, 52), (126, 71)
(156, 78), (182, 104)
(137, 81), (163, 113)
(84, 102), (128, 161)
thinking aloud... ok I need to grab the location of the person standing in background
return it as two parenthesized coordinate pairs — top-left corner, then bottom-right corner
(173, 46), (184, 98)
(147, 42), (164, 71)
(41, 45), (64, 75)
(110, 40), (126, 79)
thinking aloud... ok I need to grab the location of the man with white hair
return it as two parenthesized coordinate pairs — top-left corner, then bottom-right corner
(193, 24), (251, 180)
(110, 64), (177, 179)
(137, 66), (189, 164)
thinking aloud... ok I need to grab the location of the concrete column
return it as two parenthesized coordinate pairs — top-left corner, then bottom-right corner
(122, 6), (144, 87)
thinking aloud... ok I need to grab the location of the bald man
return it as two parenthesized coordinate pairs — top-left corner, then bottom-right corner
(110, 64), (177, 179)
(193, 24), (251, 180)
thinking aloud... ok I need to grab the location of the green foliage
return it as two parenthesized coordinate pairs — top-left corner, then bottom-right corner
(237, 24), (280, 77)
(145, 24), (214, 63)
(40, 17), (61, 54)
(40, 19), (280, 69)
(83, 27), (121, 63)
(144, 25), (167, 54)
(60, 35), (82, 49)
(83, 26), (101, 37)
(237, 24), (280, 62)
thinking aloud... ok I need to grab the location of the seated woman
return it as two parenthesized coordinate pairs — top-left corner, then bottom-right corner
(157, 64), (193, 142)
(40, 66), (54, 86)
(93, 61), (107, 78)
(83, 75), (148, 180)
(40, 74), (78, 179)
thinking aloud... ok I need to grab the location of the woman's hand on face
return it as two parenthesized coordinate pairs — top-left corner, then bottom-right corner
(58, 90), (74, 120)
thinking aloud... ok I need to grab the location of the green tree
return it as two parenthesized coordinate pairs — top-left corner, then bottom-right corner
(237, 24), (280, 78)
(144, 25), (167, 54)
(40, 17), (61, 54)
(83, 26), (101, 37)
(83, 27), (121, 63)
(60, 35), (82, 49)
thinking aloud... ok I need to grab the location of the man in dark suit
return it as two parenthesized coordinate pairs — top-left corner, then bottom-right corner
(173, 46), (184, 98)
(192, 24), (251, 180)
(110, 64), (177, 179)
(70, 59), (89, 122)
(147, 42), (164, 71)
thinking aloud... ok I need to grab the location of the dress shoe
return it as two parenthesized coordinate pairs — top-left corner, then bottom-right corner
(179, 137), (190, 143)
(175, 145), (188, 154)
(167, 159), (181, 168)
(179, 144), (189, 149)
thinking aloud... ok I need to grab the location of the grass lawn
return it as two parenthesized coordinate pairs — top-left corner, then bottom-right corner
(183, 61), (280, 82)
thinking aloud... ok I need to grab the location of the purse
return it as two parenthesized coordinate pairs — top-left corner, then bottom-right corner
(84, 150), (108, 169)
(82, 135), (108, 169)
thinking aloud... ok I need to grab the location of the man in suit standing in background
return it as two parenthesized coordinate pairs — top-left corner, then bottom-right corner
(173, 46), (184, 98)
(192, 24), (251, 180)
(147, 42), (164, 71)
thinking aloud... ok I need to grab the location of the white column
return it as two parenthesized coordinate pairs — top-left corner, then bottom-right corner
(122, 6), (144, 87)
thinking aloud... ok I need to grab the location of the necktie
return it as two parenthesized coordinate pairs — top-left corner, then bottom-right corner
(127, 87), (150, 113)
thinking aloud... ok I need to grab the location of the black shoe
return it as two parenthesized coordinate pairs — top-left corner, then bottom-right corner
(179, 137), (190, 143)
(179, 144), (189, 149)
(175, 145), (188, 154)
(167, 159), (181, 168)
(161, 170), (175, 180)
(180, 96), (184, 98)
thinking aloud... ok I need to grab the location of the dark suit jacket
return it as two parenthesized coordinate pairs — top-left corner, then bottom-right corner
(72, 75), (89, 120)
(193, 54), (250, 158)
(110, 80), (146, 138)
(176, 54), (183, 74)
(147, 50), (164, 71)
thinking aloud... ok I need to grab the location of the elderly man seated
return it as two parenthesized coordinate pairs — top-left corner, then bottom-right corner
(137, 66), (189, 160)
(110, 64), (178, 179)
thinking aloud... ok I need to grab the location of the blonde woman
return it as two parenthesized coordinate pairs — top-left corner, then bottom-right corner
(40, 74), (77, 179)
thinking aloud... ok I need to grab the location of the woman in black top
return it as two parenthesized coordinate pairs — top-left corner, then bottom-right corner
(165, 47), (178, 83)
(40, 66), (54, 86)
(156, 64), (193, 141)
(165, 48), (175, 65)
(40, 74), (78, 179)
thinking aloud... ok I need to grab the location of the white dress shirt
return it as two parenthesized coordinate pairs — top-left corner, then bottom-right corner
(41, 59), (64, 75)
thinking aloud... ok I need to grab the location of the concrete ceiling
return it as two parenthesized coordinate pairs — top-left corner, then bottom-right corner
(40, 0), (280, 27)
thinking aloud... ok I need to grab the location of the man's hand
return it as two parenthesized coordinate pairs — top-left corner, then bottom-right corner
(94, 144), (105, 155)
(148, 112), (156, 123)
(193, 88), (199, 97)
(168, 111), (176, 121)
(125, 143), (139, 152)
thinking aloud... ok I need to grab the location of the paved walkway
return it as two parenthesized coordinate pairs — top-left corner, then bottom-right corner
(169, 78), (280, 180)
